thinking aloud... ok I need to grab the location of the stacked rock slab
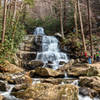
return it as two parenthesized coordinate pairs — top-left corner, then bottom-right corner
(16, 35), (43, 70)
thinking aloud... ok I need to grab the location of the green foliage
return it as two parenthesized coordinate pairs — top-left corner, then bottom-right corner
(0, 15), (26, 63)
(24, 0), (34, 5)
(25, 16), (61, 35)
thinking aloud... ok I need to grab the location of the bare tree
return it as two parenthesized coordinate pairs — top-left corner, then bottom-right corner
(1, 0), (7, 43)
(60, 0), (65, 39)
(87, 0), (93, 57)
(77, 0), (87, 52)
(74, 0), (78, 34)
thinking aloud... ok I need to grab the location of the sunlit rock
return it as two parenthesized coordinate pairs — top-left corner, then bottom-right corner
(11, 83), (78, 100)
(34, 67), (64, 78)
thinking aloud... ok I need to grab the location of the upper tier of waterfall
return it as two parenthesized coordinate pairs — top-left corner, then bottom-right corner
(34, 27), (69, 69)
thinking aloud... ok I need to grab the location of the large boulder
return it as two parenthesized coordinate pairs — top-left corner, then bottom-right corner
(79, 76), (100, 95)
(28, 60), (44, 68)
(34, 67), (64, 78)
(0, 61), (23, 73)
(11, 83), (78, 100)
(86, 63), (100, 76)
(0, 72), (32, 85)
(67, 64), (89, 77)
(66, 63), (100, 77)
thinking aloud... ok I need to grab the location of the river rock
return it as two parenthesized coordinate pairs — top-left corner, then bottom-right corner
(79, 87), (97, 97)
(11, 83), (78, 100)
(0, 61), (23, 73)
(79, 76), (100, 95)
(8, 73), (32, 84)
(58, 59), (74, 72)
(66, 63), (100, 77)
(40, 78), (78, 85)
(0, 81), (8, 91)
(34, 67), (64, 77)
(67, 64), (89, 77)
(28, 60), (44, 68)
(0, 73), (11, 81)
(86, 63), (100, 76)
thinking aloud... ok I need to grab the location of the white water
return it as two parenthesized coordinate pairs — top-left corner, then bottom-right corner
(79, 95), (100, 100)
(36, 35), (69, 69)
(0, 85), (19, 100)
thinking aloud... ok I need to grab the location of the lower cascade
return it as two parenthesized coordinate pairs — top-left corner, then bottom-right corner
(35, 35), (69, 69)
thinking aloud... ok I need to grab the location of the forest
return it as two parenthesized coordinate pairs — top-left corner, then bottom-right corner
(0, 0), (100, 100)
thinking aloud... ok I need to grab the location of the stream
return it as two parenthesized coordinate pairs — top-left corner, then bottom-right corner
(0, 27), (100, 100)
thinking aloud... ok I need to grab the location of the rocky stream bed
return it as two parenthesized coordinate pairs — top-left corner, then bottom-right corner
(0, 34), (100, 100)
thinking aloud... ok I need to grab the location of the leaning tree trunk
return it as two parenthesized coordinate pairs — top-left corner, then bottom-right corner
(1, 0), (7, 43)
(87, 0), (93, 57)
(74, 0), (78, 34)
(60, 0), (65, 39)
(77, 0), (87, 52)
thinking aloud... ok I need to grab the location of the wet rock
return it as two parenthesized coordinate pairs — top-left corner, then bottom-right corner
(0, 81), (8, 91)
(34, 67), (64, 78)
(8, 73), (32, 84)
(58, 59), (74, 72)
(67, 64), (89, 77)
(0, 61), (23, 73)
(28, 60), (44, 69)
(0, 73), (11, 81)
(79, 87), (97, 97)
(11, 84), (29, 93)
(11, 83), (78, 100)
(29, 70), (35, 77)
(79, 76), (100, 95)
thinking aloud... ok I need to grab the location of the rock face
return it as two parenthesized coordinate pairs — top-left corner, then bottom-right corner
(34, 67), (64, 78)
(79, 76), (100, 95)
(11, 83), (78, 100)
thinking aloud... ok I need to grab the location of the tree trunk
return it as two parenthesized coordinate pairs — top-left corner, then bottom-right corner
(60, 0), (65, 39)
(12, 0), (17, 39)
(77, 0), (87, 52)
(74, 0), (78, 34)
(0, 0), (1, 8)
(1, 0), (7, 43)
(87, 0), (93, 57)
(63, 0), (67, 31)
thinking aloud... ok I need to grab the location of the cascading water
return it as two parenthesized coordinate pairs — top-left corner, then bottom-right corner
(36, 35), (69, 69)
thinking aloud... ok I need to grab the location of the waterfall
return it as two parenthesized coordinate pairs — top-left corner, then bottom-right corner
(36, 35), (69, 69)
